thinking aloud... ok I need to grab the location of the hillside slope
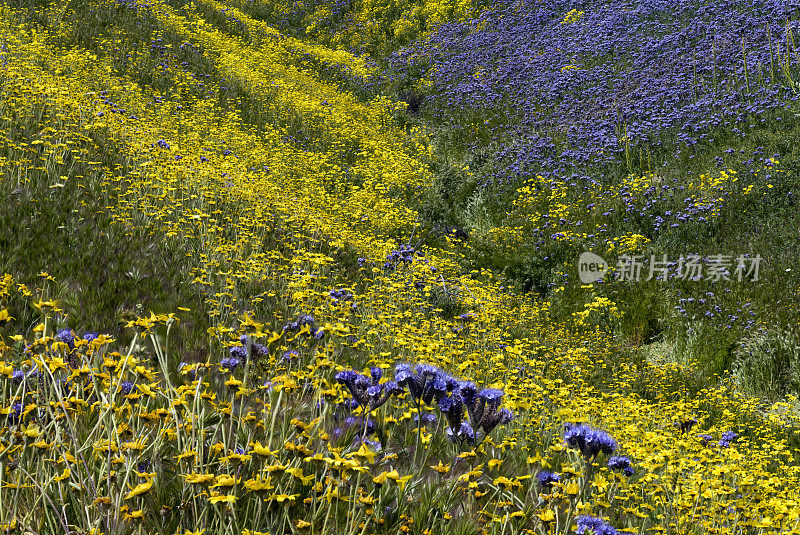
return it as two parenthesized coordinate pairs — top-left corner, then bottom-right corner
(0, 0), (799, 533)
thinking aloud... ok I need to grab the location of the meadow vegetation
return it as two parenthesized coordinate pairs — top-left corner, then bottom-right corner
(0, 0), (799, 533)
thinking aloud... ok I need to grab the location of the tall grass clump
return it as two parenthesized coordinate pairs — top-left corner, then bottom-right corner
(0, 0), (800, 533)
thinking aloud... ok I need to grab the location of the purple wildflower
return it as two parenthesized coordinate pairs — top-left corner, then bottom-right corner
(55, 328), (75, 349)
(607, 456), (634, 476)
(564, 423), (617, 459)
(537, 470), (560, 488)
(575, 515), (618, 535)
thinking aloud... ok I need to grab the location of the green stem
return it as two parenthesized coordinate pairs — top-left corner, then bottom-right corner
(413, 400), (422, 467)
(267, 389), (283, 451)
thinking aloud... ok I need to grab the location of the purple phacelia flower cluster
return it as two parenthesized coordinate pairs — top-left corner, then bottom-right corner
(564, 423), (618, 459)
(55, 328), (75, 349)
(719, 430), (739, 447)
(698, 433), (715, 446)
(537, 470), (560, 488)
(120, 381), (135, 395)
(575, 515), (619, 535)
(229, 335), (270, 361)
(333, 362), (514, 448)
(396, 363), (513, 444)
(384, 244), (420, 271)
(335, 367), (402, 410)
(395, 362), (457, 405)
(283, 313), (323, 339)
(446, 421), (476, 445)
(329, 288), (353, 302)
(698, 430), (738, 447)
(607, 455), (635, 476)
(6, 402), (23, 425)
(282, 350), (299, 362)
(329, 288), (356, 309)
(219, 357), (241, 372)
(82, 332), (99, 343)
(228, 345), (248, 361)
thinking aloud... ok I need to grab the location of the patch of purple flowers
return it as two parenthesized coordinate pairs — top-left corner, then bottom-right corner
(336, 367), (402, 410)
(575, 515), (618, 535)
(82, 332), (99, 342)
(698, 433), (715, 446)
(6, 402), (23, 424)
(394, 363), (513, 444)
(329, 288), (354, 304)
(719, 430), (739, 447)
(392, 0), (800, 193)
(564, 423), (618, 459)
(55, 328), (75, 349)
(607, 455), (635, 476)
(220, 357), (241, 372)
(283, 313), (318, 336)
(384, 244), (419, 271)
(537, 470), (560, 488)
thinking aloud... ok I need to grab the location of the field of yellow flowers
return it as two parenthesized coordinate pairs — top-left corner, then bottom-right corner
(1, 0), (799, 534)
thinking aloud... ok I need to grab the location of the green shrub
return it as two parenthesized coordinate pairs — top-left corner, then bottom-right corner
(732, 329), (800, 402)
